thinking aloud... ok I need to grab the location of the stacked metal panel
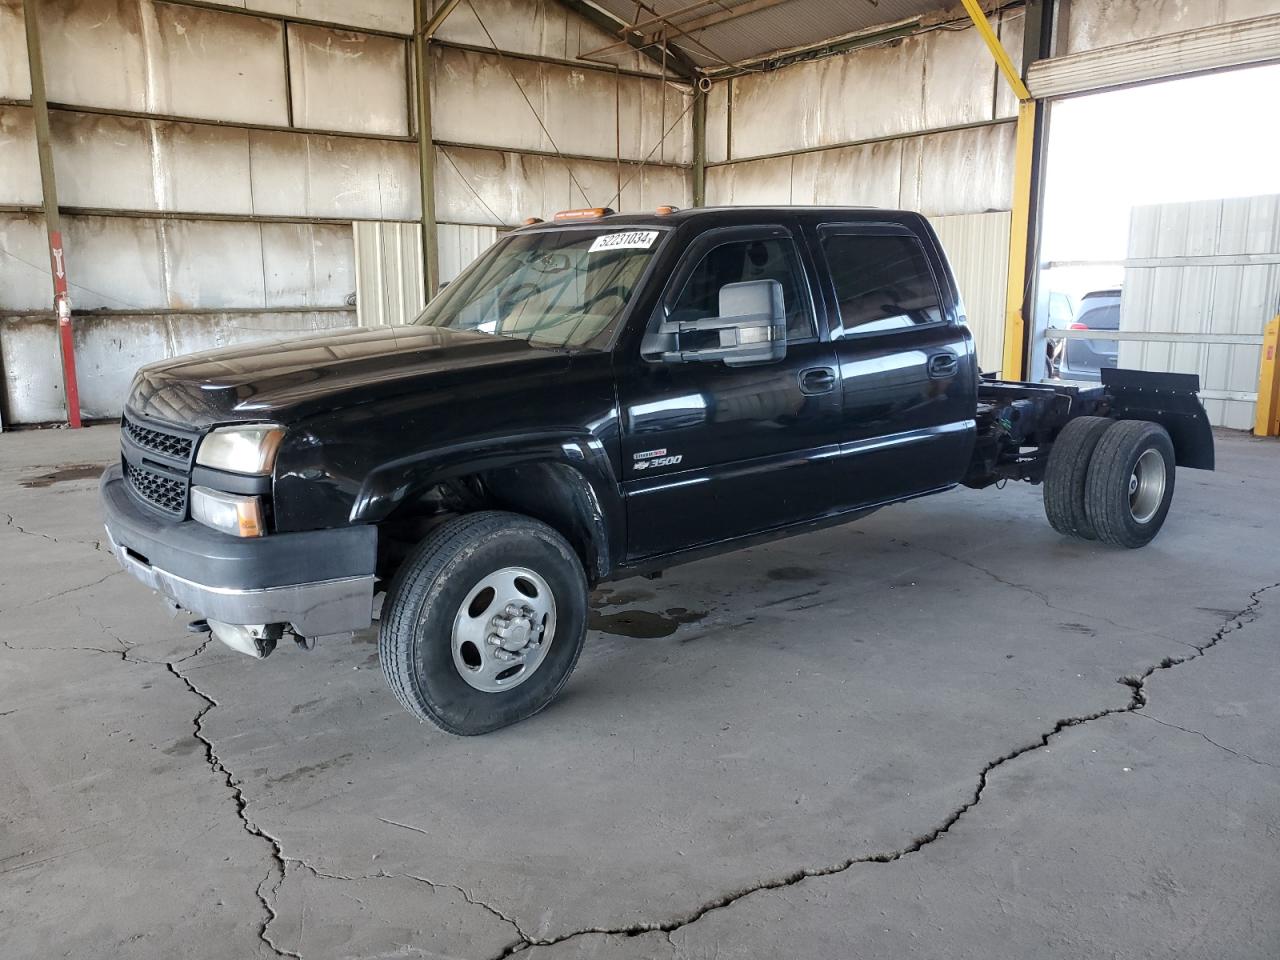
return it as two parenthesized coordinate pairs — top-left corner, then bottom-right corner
(1119, 195), (1280, 429)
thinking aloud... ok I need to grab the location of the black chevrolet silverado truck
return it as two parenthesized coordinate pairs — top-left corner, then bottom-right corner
(102, 206), (1214, 735)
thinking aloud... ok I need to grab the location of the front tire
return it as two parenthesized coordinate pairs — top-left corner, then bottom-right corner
(1084, 420), (1176, 548)
(379, 511), (588, 735)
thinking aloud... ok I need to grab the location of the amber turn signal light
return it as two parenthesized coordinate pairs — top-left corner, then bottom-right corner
(553, 207), (614, 221)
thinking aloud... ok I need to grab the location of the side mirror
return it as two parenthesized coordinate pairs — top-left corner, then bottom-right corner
(659, 279), (787, 366)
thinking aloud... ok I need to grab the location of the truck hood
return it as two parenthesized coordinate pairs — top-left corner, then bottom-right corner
(127, 324), (573, 427)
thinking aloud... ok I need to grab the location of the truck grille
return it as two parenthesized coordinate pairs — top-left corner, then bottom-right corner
(124, 461), (188, 517)
(122, 416), (194, 462)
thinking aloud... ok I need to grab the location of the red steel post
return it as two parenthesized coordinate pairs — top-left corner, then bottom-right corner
(48, 230), (81, 428)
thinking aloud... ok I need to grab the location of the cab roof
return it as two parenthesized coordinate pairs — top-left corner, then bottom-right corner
(517, 205), (905, 232)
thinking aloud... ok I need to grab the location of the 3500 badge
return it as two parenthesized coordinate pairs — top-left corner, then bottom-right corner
(632, 448), (683, 471)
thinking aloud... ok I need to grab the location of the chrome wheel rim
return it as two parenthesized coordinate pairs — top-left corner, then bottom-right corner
(1128, 448), (1166, 524)
(451, 566), (556, 693)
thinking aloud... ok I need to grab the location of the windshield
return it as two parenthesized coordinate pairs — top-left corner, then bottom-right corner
(412, 227), (664, 349)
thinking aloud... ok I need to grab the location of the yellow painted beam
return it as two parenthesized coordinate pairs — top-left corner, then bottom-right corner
(962, 0), (1029, 103)
(1001, 100), (1037, 379)
(959, 0), (1032, 103)
(1255, 315), (1280, 437)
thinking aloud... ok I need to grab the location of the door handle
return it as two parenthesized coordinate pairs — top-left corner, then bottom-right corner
(928, 353), (959, 379)
(799, 367), (837, 395)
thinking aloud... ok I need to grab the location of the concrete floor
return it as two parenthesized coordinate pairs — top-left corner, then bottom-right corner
(1, 424), (1278, 960)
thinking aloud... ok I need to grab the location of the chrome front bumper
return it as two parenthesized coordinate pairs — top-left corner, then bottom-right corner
(105, 526), (374, 637)
(101, 464), (376, 640)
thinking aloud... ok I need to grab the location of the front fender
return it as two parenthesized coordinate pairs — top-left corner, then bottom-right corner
(351, 432), (624, 581)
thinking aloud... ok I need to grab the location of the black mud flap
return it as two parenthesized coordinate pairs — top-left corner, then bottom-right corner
(1101, 368), (1215, 470)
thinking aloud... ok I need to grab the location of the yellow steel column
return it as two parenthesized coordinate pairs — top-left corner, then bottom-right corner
(960, 0), (1037, 379)
(1254, 315), (1280, 437)
(1003, 101), (1037, 380)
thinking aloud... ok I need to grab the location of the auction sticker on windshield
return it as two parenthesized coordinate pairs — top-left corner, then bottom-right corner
(589, 231), (659, 253)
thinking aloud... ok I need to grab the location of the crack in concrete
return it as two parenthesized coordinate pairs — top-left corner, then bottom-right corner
(172, 636), (214, 663)
(163, 657), (301, 960)
(19, 505), (1272, 960)
(474, 580), (1279, 958)
(1134, 712), (1279, 770)
(4, 618), (293, 957)
(279, 860), (532, 954)
(1, 637), (135, 661)
(1, 569), (125, 617)
(3, 511), (104, 552)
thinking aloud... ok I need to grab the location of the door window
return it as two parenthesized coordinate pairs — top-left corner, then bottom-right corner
(668, 237), (816, 340)
(823, 233), (943, 335)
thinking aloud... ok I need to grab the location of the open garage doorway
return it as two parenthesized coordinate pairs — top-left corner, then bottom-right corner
(1033, 63), (1280, 428)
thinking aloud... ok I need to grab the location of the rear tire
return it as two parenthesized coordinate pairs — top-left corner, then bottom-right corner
(379, 511), (589, 735)
(1043, 415), (1113, 539)
(1084, 420), (1176, 548)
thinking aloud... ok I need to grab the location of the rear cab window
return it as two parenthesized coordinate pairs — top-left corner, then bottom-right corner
(820, 229), (945, 337)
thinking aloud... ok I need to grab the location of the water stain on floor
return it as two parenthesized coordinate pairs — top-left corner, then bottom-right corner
(767, 566), (818, 582)
(1059, 622), (1097, 636)
(268, 753), (355, 786)
(589, 607), (706, 639)
(20, 464), (104, 488)
(591, 586), (657, 608)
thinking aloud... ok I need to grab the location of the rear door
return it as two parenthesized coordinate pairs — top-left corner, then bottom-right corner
(812, 221), (977, 508)
(618, 223), (843, 559)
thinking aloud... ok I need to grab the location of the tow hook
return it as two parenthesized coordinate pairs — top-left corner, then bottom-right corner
(207, 621), (282, 659)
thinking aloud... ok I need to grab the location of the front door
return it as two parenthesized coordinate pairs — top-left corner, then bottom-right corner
(618, 225), (842, 560)
(814, 222), (977, 509)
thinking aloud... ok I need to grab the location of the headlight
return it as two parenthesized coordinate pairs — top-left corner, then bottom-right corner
(195, 424), (284, 475)
(190, 487), (265, 538)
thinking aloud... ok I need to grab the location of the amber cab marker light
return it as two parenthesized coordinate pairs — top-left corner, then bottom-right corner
(656, 204), (680, 215)
(553, 207), (614, 221)
(522, 217), (544, 225)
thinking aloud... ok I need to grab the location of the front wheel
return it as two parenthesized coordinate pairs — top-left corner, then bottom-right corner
(1084, 420), (1176, 548)
(379, 511), (588, 735)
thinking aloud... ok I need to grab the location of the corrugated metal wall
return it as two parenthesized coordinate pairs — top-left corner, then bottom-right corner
(704, 7), (1024, 216)
(354, 221), (424, 327)
(930, 212), (1012, 372)
(353, 221), (504, 327)
(0, 0), (694, 423)
(1117, 195), (1280, 430)
(437, 223), (499, 284)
